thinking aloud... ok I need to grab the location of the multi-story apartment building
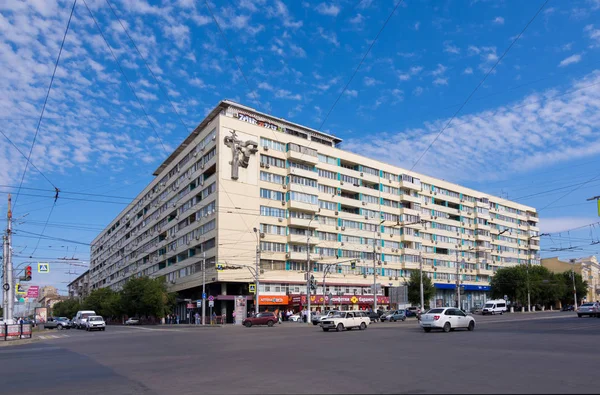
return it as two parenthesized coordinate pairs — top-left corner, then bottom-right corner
(89, 100), (539, 321)
(67, 270), (90, 301)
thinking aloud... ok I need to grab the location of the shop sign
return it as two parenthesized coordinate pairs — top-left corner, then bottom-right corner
(258, 295), (289, 305)
(237, 113), (279, 131)
(292, 295), (390, 305)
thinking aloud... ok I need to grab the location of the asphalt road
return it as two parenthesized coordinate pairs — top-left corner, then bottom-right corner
(1, 312), (598, 394)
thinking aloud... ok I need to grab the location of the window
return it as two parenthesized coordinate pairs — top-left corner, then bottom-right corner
(316, 231), (337, 241)
(260, 242), (286, 252)
(260, 188), (285, 201)
(381, 171), (399, 182)
(362, 194), (379, 204)
(361, 166), (378, 176)
(340, 174), (359, 185)
(289, 161), (314, 171)
(260, 224), (286, 235)
(341, 219), (361, 229)
(260, 155), (285, 168)
(319, 185), (336, 195)
(318, 154), (337, 165)
(319, 200), (336, 211)
(318, 169), (337, 179)
(291, 175), (317, 188)
(260, 206), (285, 217)
(289, 210), (313, 219)
(260, 171), (285, 184)
(290, 191), (318, 205)
(288, 143), (317, 156)
(260, 137), (286, 152)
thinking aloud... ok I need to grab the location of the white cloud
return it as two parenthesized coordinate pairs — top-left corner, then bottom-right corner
(258, 82), (274, 91)
(275, 89), (302, 100)
(290, 43), (307, 58)
(433, 78), (448, 86)
(413, 86), (424, 96)
(342, 71), (600, 183)
(493, 16), (505, 25)
(349, 13), (364, 24)
(364, 77), (380, 86)
(463, 67), (474, 74)
(414, 22), (420, 30)
(431, 64), (447, 76)
(558, 54), (582, 67)
(190, 77), (206, 88)
(315, 3), (341, 16)
(398, 73), (411, 81)
(443, 41), (460, 54)
(267, 1), (303, 28)
(345, 89), (358, 98)
(317, 27), (339, 46)
(584, 25), (600, 47)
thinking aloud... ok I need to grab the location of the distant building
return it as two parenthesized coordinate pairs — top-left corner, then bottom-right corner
(67, 270), (90, 300)
(541, 256), (600, 303)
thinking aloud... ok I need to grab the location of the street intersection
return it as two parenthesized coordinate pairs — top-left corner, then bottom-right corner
(1, 312), (598, 394)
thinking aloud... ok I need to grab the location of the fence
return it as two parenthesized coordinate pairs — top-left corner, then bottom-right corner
(1, 323), (33, 341)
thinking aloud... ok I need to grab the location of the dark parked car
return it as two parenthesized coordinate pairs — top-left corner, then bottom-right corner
(364, 311), (380, 323)
(243, 312), (278, 327)
(405, 309), (417, 317)
(561, 305), (575, 311)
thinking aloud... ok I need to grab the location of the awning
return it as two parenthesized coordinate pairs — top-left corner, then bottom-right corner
(434, 283), (455, 290)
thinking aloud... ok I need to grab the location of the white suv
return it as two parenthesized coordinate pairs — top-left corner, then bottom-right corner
(86, 316), (106, 331)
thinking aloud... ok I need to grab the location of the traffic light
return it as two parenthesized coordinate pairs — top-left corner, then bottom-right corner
(24, 266), (32, 281)
(351, 261), (356, 270)
(310, 275), (316, 290)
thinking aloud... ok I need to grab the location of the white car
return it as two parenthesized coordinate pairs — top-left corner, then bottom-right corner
(125, 318), (140, 325)
(86, 315), (106, 331)
(288, 314), (301, 322)
(577, 302), (600, 317)
(420, 308), (476, 333)
(320, 311), (370, 332)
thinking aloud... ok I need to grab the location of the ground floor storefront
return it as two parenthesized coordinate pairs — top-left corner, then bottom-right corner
(433, 283), (491, 311)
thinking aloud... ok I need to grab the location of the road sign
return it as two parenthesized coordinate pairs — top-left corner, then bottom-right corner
(15, 283), (27, 295)
(249, 284), (256, 294)
(216, 264), (224, 272)
(26, 285), (39, 298)
(202, 292), (207, 299)
(208, 300), (214, 308)
(208, 295), (214, 301)
(196, 301), (202, 308)
(38, 263), (50, 273)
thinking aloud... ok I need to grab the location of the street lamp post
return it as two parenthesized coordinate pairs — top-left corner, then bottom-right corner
(372, 219), (385, 311)
(253, 228), (261, 315)
(570, 259), (578, 310)
(306, 215), (318, 324)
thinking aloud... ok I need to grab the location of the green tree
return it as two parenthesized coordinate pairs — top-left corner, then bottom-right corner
(490, 266), (527, 304)
(52, 298), (81, 318)
(407, 270), (435, 309)
(84, 288), (121, 318)
(558, 271), (588, 305)
(120, 277), (172, 318)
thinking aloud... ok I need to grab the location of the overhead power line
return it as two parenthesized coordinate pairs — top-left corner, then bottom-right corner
(12, 0), (76, 209)
(408, 0), (550, 173)
(318, 0), (404, 130)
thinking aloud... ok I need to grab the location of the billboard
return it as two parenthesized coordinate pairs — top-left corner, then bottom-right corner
(234, 296), (247, 325)
(35, 307), (48, 323)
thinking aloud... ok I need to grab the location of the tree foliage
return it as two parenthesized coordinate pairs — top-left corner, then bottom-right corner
(84, 288), (121, 318)
(52, 298), (81, 318)
(407, 270), (435, 309)
(491, 265), (588, 306)
(120, 277), (174, 318)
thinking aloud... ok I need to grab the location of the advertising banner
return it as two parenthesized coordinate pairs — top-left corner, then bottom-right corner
(234, 296), (247, 325)
(291, 294), (390, 305)
(26, 285), (39, 298)
(35, 307), (48, 323)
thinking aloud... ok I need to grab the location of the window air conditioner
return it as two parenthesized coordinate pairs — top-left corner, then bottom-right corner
(285, 253), (290, 258)
(265, 164), (270, 169)
(263, 146), (269, 151)
(193, 152), (197, 157)
(281, 200), (286, 206)
(362, 202), (366, 206)
(335, 211), (339, 215)
(341, 226), (346, 231)
(282, 185), (287, 189)
(278, 217), (283, 222)
(260, 163), (265, 168)
(212, 135), (216, 141)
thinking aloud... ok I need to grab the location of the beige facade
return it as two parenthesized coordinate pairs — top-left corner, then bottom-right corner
(89, 100), (539, 313)
(541, 256), (600, 302)
(67, 270), (90, 301)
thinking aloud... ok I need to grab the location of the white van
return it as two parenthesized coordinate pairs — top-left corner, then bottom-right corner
(481, 300), (507, 315)
(74, 310), (96, 329)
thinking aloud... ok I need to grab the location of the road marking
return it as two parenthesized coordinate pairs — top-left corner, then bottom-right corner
(121, 326), (184, 332)
(477, 315), (573, 324)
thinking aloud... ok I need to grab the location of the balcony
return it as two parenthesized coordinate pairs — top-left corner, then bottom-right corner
(399, 179), (421, 191)
(287, 251), (310, 261)
(401, 193), (422, 204)
(288, 217), (318, 228)
(288, 200), (318, 212)
(287, 234), (317, 244)
(287, 150), (319, 165)
(288, 166), (318, 180)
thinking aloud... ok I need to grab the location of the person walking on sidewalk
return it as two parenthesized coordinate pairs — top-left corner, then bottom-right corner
(194, 312), (200, 325)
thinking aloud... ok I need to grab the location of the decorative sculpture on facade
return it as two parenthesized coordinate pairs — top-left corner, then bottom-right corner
(224, 130), (258, 180)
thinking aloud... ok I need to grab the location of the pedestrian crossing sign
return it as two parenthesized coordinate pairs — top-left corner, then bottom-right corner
(16, 283), (26, 294)
(249, 284), (256, 294)
(38, 263), (50, 273)
(216, 264), (224, 272)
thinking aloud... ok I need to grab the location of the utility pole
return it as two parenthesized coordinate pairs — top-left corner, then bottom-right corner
(455, 249), (461, 309)
(201, 251), (206, 326)
(2, 234), (8, 322)
(6, 194), (14, 323)
(419, 251), (424, 310)
(570, 259), (578, 310)
(306, 216), (317, 325)
(255, 235), (260, 315)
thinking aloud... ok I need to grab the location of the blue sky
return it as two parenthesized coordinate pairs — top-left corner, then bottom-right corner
(1, 0), (600, 293)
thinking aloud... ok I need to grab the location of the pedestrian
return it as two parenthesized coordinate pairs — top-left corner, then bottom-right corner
(176, 314), (180, 325)
(211, 311), (217, 325)
(194, 312), (200, 325)
(232, 311), (236, 324)
(278, 310), (282, 324)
